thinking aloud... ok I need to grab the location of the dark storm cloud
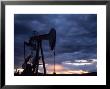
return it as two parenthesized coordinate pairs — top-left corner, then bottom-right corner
(14, 14), (97, 67)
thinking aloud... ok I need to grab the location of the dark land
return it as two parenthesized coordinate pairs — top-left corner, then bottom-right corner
(14, 72), (97, 76)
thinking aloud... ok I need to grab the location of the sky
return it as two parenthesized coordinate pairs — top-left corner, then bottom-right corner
(14, 14), (97, 74)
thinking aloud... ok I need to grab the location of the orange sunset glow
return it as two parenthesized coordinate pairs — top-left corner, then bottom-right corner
(46, 64), (89, 74)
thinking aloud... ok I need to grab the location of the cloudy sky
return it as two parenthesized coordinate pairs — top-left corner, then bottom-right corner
(14, 14), (97, 74)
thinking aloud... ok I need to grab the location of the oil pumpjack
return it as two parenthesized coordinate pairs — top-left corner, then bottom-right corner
(22, 28), (56, 75)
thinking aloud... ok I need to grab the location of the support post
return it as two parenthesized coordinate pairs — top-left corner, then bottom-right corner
(34, 41), (40, 75)
(40, 41), (46, 75)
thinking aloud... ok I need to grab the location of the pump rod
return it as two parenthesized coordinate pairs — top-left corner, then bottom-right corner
(53, 49), (56, 74)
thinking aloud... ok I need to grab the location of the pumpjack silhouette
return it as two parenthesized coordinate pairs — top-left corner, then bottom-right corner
(22, 28), (56, 76)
